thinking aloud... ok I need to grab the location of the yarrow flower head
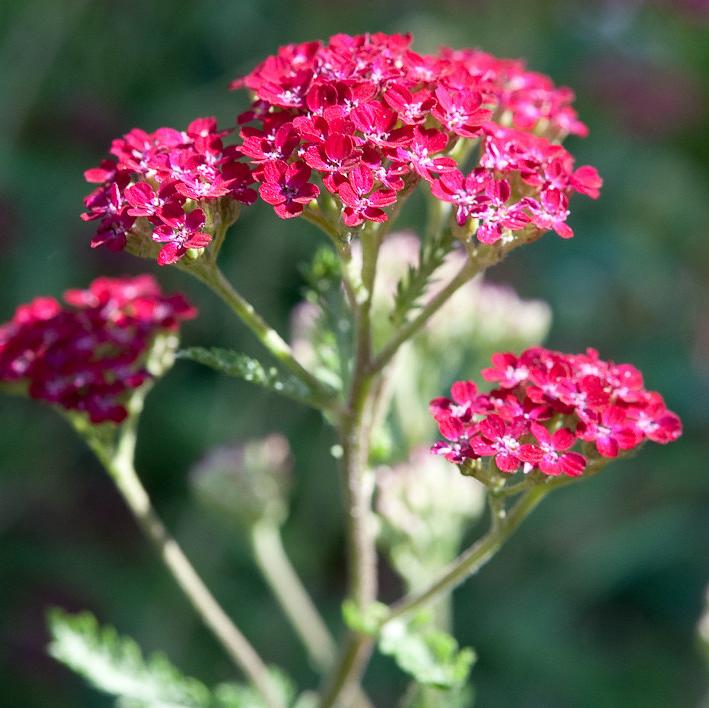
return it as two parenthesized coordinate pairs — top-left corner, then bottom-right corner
(82, 117), (257, 265)
(430, 347), (682, 476)
(0, 276), (196, 423)
(232, 32), (601, 242)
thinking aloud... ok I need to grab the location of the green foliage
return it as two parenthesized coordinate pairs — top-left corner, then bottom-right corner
(178, 347), (315, 406)
(341, 600), (389, 636)
(379, 614), (476, 689)
(211, 673), (296, 708)
(47, 609), (212, 708)
(298, 246), (353, 389)
(47, 610), (297, 708)
(400, 683), (474, 708)
(391, 231), (454, 326)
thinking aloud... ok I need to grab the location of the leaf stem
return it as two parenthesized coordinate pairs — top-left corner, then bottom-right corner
(192, 264), (339, 412)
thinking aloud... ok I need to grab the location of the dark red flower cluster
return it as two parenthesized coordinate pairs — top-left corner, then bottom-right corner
(0, 276), (196, 423)
(430, 347), (682, 477)
(232, 32), (601, 239)
(82, 118), (257, 265)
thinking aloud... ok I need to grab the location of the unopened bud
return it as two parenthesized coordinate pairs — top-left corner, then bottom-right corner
(376, 447), (485, 589)
(191, 434), (292, 527)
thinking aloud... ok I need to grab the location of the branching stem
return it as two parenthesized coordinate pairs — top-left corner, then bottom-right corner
(191, 264), (339, 412)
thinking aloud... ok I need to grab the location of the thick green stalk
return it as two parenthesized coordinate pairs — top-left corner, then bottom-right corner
(319, 230), (381, 708)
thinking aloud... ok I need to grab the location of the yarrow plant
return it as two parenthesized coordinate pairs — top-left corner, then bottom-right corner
(3, 32), (681, 708)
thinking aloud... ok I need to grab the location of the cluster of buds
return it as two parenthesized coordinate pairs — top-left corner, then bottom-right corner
(233, 32), (601, 240)
(82, 118), (256, 264)
(431, 347), (682, 476)
(0, 276), (195, 423)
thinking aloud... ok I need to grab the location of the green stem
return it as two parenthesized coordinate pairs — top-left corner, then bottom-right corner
(250, 523), (374, 708)
(193, 264), (338, 412)
(250, 521), (337, 672)
(385, 484), (551, 624)
(369, 256), (484, 376)
(318, 230), (381, 708)
(105, 425), (282, 708)
(303, 206), (343, 243)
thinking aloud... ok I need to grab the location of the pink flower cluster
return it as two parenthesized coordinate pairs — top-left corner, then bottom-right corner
(82, 118), (257, 265)
(430, 347), (682, 477)
(0, 276), (196, 423)
(233, 32), (601, 239)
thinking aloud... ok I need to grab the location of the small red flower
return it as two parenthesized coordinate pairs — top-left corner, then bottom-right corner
(471, 415), (529, 473)
(520, 423), (587, 477)
(336, 165), (397, 227)
(576, 407), (642, 458)
(392, 127), (456, 182)
(431, 86), (490, 138)
(258, 160), (319, 219)
(152, 209), (212, 266)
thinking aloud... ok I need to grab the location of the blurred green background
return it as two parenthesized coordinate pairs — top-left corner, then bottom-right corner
(1, 1), (708, 706)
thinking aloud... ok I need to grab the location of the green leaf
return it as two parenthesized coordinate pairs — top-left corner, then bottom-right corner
(48, 610), (293, 708)
(47, 609), (211, 708)
(379, 615), (476, 689)
(391, 231), (454, 326)
(212, 670), (295, 708)
(299, 246), (353, 390)
(178, 347), (316, 406)
(341, 599), (389, 636)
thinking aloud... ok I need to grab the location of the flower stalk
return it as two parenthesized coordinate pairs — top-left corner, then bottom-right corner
(91, 417), (283, 708)
(250, 519), (336, 673)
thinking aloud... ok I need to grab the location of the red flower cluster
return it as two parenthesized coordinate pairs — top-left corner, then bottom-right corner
(82, 118), (257, 265)
(0, 276), (196, 423)
(233, 32), (601, 239)
(430, 347), (682, 477)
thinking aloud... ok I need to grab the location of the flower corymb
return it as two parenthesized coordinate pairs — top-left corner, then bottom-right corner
(82, 118), (257, 265)
(430, 347), (682, 476)
(0, 276), (196, 423)
(232, 32), (601, 242)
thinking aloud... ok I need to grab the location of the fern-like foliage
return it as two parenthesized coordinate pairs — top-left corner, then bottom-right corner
(47, 609), (211, 708)
(178, 347), (316, 407)
(299, 247), (353, 390)
(378, 613), (476, 690)
(391, 231), (454, 326)
(48, 609), (299, 708)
